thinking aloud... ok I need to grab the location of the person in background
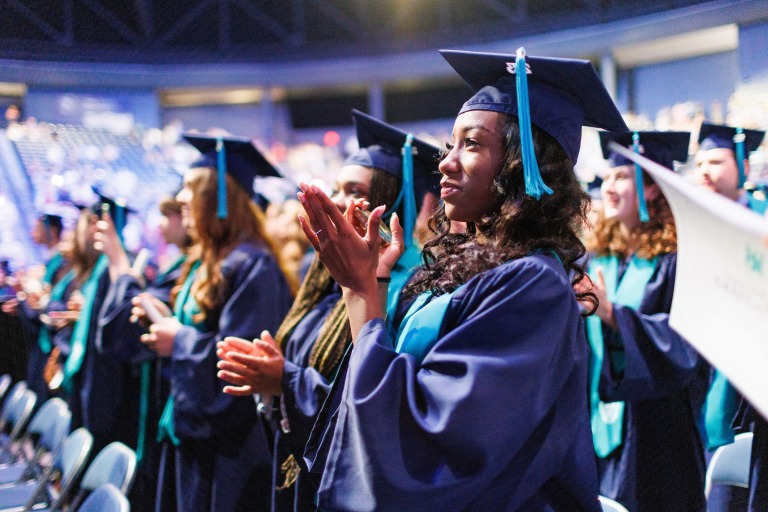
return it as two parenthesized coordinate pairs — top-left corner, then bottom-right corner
(132, 134), (295, 512)
(293, 48), (628, 511)
(95, 194), (192, 512)
(580, 131), (709, 511)
(216, 109), (441, 512)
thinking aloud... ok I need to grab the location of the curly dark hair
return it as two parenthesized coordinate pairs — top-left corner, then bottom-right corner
(404, 115), (597, 314)
(585, 172), (677, 259)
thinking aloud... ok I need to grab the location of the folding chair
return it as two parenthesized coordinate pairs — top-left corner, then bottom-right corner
(705, 432), (753, 499)
(0, 377), (11, 405)
(47, 441), (136, 512)
(0, 427), (92, 511)
(74, 484), (129, 512)
(599, 495), (630, 512)
(0, 391), (37, 464)
(0, 383), (27, 434)
(0, 399), (70, 485)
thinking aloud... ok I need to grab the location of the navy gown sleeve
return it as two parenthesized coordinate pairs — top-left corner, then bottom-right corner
(599, 253), (705, 402)
(96, 267), (181, 363)
(171, 244), (293, 440)
(311, 255), (601, 512)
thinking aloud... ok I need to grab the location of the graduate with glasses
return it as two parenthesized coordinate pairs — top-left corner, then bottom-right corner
(297, 48), (628, 511)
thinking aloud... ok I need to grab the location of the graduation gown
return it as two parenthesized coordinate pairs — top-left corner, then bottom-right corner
(275, 285), (343, 511)
(306, 253), (600, 512)
(58, 262), (143, 460)
(156, 241), (293, 512)
(593, 253), (710, 511)
(96, 256), (185, 512)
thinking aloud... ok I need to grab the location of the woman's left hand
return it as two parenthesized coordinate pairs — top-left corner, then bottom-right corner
(140, 316), (182, 357)
(216, 331), (285, 396)
(297, 182), (382, 295)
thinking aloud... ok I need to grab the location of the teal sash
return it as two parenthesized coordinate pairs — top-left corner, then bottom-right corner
(387, 244), (421, 321)
(157, 260), (202, 446)
(43, 252), (64, 285)
(701, 372), (739, 450)
(394, 287), (460, 364)
(38, 269), (75, 354)
(586, 254), (657, 458)
(61, 255), (109, 393)
(136, 254), (186, 462)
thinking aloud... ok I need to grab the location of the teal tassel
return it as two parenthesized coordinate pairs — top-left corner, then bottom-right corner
(216, 137), (227, 219)
(633, 132), (649, 223)
(734, 127), (746, 188)
(515, 48), (553, 199)
(401, 134), (417, 248)
(115, 203), (125, 243)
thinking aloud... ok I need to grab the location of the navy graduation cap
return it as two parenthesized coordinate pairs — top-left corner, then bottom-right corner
(345, 109), (441, 246)
(698, 122), (766, 188)
(599, 131), (690, 222)
(91, 187), (137, 238)
(183, 133), (283, 218)
(440, 47), (628, 199)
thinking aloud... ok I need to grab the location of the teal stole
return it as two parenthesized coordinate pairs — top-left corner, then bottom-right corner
(701, 372), (739, 450)
(586, 254), (657, 458)
(136, 254), (187, 464)
(394, 287), (461, 364)
(61, 255), (109, 394)
(38, 269), (75, 354)
(387, 243), (422, 321)
(43, 252), (64, 285)
(158, 260), (202, 447)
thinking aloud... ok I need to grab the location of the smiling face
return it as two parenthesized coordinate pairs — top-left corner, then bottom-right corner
(601, 164), (645, 230)
(175, 171), (198, 233)
(694, 147), (741, 201)
(439, 110), (506, 223)
(330, 165), (373, 212)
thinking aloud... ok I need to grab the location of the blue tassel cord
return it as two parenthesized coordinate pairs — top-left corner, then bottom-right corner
(632, 132), (649, 223)
(216, 137), (228, 219)
(734, 127), (747, 188)
(515, 48), (553, 199)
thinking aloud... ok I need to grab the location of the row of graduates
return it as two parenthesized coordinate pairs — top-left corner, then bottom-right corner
(11, 47), (768, 512)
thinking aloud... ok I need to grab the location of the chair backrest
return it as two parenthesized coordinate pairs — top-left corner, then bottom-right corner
(29, 398), (71, 452)
(0, 380), (27, 426)
(23, 427), (93, 511)
(4, 388), (37, 447)
(599, 495), (630, 512)
(75, 483), (130, 512)
(0, 374), (12, 402)
(705, 432), (754, 498)
(80, 442), (137, 494)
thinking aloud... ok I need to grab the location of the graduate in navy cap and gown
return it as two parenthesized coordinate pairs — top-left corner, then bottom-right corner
(216, 109), (442, 512)
(94, 194), (192, 512)
(294, 47), (628, 511)
(5, 207), (71, 402)
(132, 133), (295, 512)
(580, 131), (711, 511)
(694, 122), (767, 510)
(50, 195), (142, 457)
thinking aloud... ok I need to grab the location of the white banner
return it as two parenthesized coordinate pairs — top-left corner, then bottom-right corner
(608, 142), (768, 419)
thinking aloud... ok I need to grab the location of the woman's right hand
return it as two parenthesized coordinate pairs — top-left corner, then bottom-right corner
(217, 331), (285, 397)
(130, 293), (172, 329)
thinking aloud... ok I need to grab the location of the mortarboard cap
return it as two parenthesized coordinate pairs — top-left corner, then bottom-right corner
(441, 48), (628, 199)
(344, 110), (441, 246)
(183, 133), (283, 218)
(599, 131), (690, 223)
(698, 123), (764, 153)
(698, 123), (766, 189)
(600, 131), (690, 170)
(90, 187), (137, 238)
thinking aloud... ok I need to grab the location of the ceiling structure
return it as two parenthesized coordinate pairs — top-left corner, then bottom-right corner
(0, 0), (731, 64)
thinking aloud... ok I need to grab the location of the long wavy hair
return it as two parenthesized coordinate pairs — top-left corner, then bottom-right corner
(173, 167), (297, 323)
(71, 210), (101, 288)
(585, 172), (677, 259)
(404, 115), (597, 314)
